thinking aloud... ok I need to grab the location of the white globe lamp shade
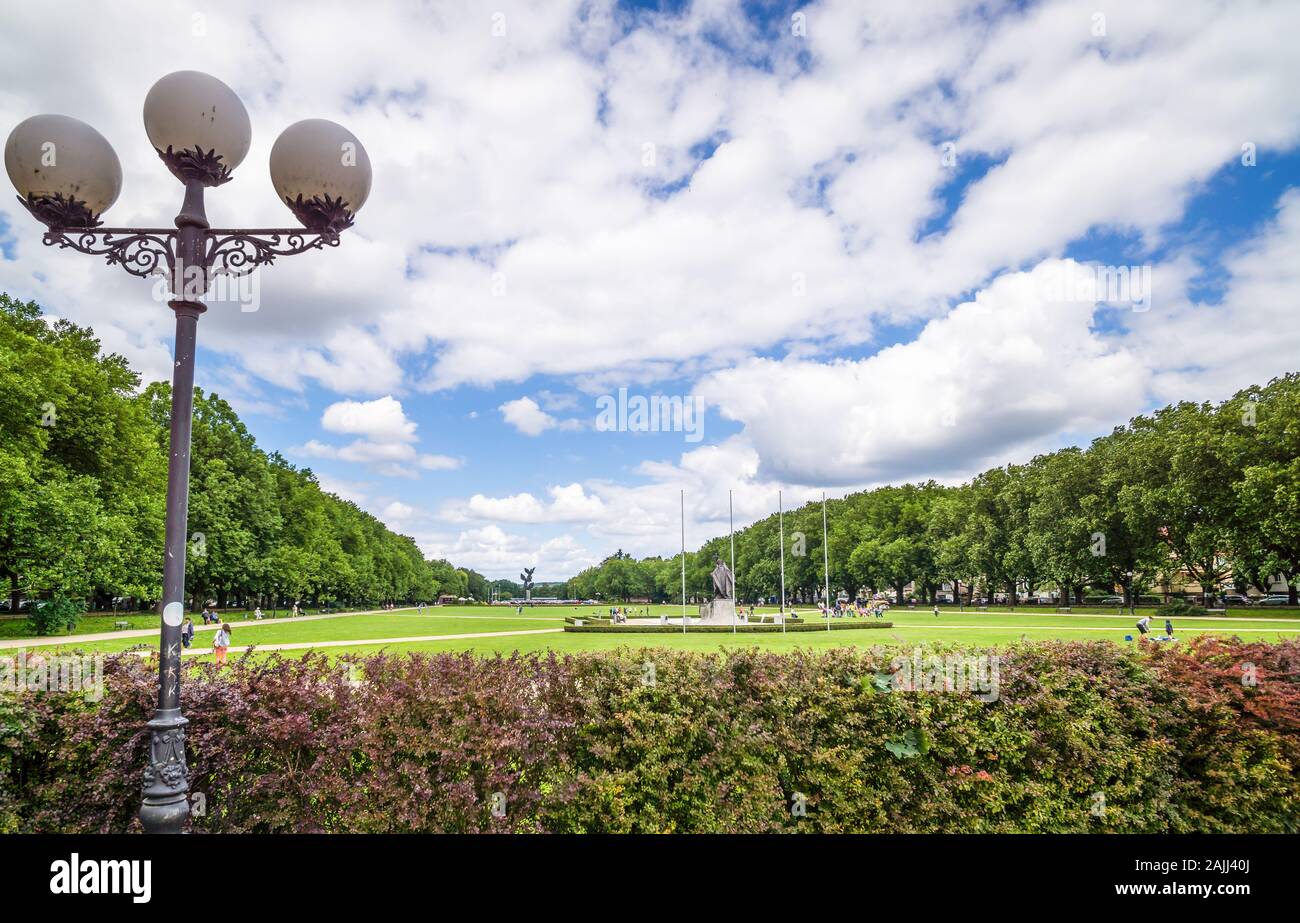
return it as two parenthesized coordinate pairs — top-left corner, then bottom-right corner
(270, 118), (371, 233)
(4, 114), (122, 227)
(143, 70), (251, 185)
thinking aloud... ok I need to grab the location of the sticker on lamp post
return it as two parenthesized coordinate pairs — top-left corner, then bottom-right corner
(163, 601), (184, 627)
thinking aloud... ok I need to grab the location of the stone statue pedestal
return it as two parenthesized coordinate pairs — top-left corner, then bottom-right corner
(698, 599), (738, 624)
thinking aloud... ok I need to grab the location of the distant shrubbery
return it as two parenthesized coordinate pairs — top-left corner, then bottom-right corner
(2, 638), (1296, 833)
(25, 595), (82, 636)
(1157, 599), (1209, 618)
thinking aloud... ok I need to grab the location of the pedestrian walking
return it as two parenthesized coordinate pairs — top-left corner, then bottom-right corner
(213, 623), (232, 666)
(181, 617), (194, 649)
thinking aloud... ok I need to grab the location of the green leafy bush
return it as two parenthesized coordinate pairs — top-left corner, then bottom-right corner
(25, 596), (82, 636)
(0, 638), (1295, 832)
(1157, 598), (1208, 618)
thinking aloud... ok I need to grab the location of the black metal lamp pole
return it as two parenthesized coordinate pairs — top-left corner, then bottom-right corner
(28, 181), (349, 835)
(139, 179), (209, 833)
(7, 76), (369, 832)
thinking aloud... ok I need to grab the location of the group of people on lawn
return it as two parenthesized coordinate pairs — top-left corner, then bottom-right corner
(817, 601), (891, 619)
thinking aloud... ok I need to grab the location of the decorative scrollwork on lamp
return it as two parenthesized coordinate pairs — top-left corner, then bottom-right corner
(41, 227), (177, 279)
(205, 228), (341, 275)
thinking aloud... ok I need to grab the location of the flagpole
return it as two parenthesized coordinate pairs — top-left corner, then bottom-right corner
(680, 488), (686, 634)
(779, 489), (786, 634)
(823, 491), (831, 632)
(730, 489), (736, 634)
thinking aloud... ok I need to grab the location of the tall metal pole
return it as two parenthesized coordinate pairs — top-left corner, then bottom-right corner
(10, 84), (362, 836)
(729, 489), (736, 634)
(778, 489), (786, 634)
(140, 180), (207, 834)
(680, 489), (686, 633)
(823, 491), (831, 632)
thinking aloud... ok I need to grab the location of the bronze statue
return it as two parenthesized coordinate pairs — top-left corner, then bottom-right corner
(711, 556), (734, 599)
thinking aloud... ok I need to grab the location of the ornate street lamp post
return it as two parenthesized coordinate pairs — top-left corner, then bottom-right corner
(4, 70), (372, 833)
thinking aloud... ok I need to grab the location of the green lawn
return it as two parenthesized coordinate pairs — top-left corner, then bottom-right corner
(10, 603), (1299, 660)
(0, 606), (346, 640)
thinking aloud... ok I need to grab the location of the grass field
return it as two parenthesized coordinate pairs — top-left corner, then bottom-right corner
(6, 603), (1300, 660)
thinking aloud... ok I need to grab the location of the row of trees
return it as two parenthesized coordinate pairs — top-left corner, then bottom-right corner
(567, 374), (1300, 607)
(0, 294), (486, 613)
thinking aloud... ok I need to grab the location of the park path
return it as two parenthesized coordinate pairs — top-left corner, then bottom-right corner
(0, 605), (437, 650)
(164, 626), (564, 656)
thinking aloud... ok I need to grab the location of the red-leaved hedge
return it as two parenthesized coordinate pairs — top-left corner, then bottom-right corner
(2, 637), (1297, 832)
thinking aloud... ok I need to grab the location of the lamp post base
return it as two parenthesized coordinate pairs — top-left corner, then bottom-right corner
(140, 707), (191, 834)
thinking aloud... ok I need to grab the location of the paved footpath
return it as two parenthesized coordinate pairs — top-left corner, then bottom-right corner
(0, 606), (560, 650)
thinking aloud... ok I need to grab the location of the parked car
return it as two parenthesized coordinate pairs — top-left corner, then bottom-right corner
(1098, 595), (1125, 606)
(1256, 594), (1293, 607)
(1218, 593), (1252, 607)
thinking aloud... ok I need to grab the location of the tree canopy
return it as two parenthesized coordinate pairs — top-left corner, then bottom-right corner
(566, 375), (1300, 607)
(1, 294), (465, 612)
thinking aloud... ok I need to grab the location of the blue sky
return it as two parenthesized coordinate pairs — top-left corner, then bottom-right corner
(3, 0), (1299, 579)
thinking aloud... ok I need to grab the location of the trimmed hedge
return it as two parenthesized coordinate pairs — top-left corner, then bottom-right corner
(1157, 599), (1209, 618)
(564, 619), (874, 633)
(1, 637), (1297, 832)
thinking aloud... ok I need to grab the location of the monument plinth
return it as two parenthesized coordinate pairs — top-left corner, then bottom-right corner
(699, 598), (738, 623)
